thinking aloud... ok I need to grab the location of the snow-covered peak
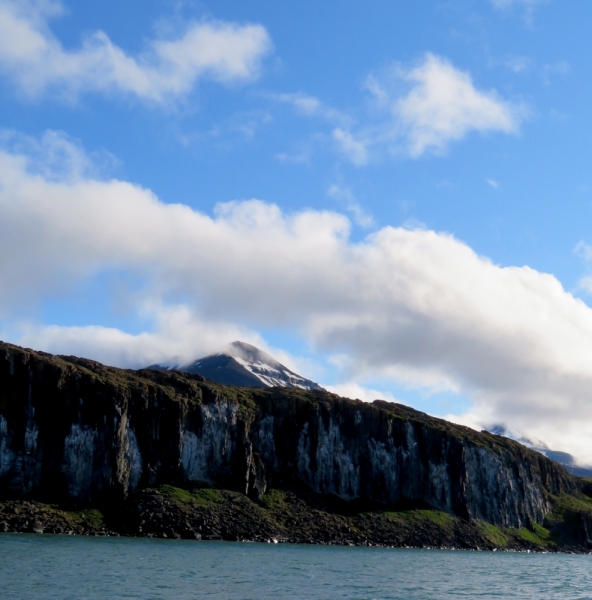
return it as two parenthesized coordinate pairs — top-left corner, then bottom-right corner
(226, 341), (281, 366)
(148, 341), (324, 391)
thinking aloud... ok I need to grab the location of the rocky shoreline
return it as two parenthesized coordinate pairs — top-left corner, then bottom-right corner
(2, 485), (591, 553)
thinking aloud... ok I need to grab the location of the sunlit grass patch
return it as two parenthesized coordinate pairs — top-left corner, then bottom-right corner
(385, 508), (457, 531)
(476, 521), (509, 547)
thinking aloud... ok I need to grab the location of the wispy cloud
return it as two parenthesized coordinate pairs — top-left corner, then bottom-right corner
(273, 148), (312, 164)
(574, 241), (592, 261)
(326, 382), (399, 403)
(486, 178), (499, 189)
(392, 54), (524, 156)
(577, 276), (592, 295)
(176, 109), (273, 147)
(542, 60), (571, 85)
(332, 128), (369, 166)
(267, 91), (347, 122)
(573, 242), (592, 296)
(489, 0), (548, 25)
(326, 184), (374, 227)
(499, 55), (570, 86)
(265, 55), (525, 166)
(0, 0), (272, 104)
(505, 55), (533, 74)
(342, 53), (527, 161)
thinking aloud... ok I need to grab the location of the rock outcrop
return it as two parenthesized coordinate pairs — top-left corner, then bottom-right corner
(0, 341), (581, 534)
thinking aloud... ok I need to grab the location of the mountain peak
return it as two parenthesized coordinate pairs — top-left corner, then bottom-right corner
(227, 341), (281, 367)
(149, 341), (324, 391)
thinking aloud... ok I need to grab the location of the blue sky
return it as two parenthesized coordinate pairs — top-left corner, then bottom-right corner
(2, 0), (592, 462)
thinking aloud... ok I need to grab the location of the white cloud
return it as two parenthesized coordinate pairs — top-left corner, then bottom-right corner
(543, 61), (570, 76)
(486, 178), (499, 189)
(574, 241), (592, 261)
(505, 55), (532, 74)
(5, 132), (592, 463)
(326, 184), (374, 228)
(268, 91), (347, 122)
(325, 383), (399, 404)
(332, 128), (369, 165)
(265, 55), (523, 165)
(15, 303), (262, 369)
(575, 243), (592, 295)
(332, 54), (526, 162)
(0, 0), (272, 103)
(578, 277), (592, 295)
(12, 298), (315, 380)
(274, 148), (312, 164)
(270, 92), (323, 116)
(392, 54), (524, 156)
(489, 0), (548, 25)
(542, 61), (571, 85)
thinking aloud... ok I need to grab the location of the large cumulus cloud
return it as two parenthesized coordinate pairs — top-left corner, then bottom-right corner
(2, 131), (592, 463)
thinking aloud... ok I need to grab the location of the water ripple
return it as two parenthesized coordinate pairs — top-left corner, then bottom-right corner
(1, 535), (591, 599)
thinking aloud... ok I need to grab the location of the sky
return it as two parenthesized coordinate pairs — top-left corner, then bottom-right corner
(2, 0), (592, 463)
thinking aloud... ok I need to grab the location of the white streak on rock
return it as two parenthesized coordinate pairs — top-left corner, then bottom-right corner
(125, 426), (142, 491)
(24, 420), (38, 456)
(258, 415), (276, 466)
(367, 438), (401, 501)
(296, 417), (360, 498)
(62, 424), (97, 499)
(315, 416), (359, 498)
(296, 422), (311, 481)
(182, 402), (237, 482)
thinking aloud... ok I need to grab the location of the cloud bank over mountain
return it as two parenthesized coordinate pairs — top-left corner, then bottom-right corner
(2, 131), (592, 464)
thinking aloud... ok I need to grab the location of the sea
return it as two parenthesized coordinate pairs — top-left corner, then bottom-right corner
(0, 534), (590, 599)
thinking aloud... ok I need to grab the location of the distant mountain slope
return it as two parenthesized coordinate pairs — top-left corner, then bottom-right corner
(487, 425), (592, 478)
(534, 449), (592, 478)
(149, 341), (324, 391)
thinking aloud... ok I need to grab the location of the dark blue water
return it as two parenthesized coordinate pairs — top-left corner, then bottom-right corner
(1, 534), (590, 599)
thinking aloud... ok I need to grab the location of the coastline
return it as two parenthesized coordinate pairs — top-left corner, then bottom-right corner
(2, 485), (591, 554)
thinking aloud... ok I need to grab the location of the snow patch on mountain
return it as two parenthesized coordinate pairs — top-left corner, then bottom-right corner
(148, 341), (324, 391)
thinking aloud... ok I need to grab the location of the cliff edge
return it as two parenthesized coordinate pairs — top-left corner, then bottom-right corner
(1, 341), (591, 551)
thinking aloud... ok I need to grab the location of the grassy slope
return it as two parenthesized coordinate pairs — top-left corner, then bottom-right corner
(2, 484), (592, 551)
(160, 486), (592, 550)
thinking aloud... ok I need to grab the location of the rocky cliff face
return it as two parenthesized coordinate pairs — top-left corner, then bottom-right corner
(0, 341), (579, 529)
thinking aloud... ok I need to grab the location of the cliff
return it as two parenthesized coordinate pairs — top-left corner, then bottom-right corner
(0, 340), (590, 550)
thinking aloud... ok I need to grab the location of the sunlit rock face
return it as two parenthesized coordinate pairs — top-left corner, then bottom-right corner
(0, 341), (578, 527)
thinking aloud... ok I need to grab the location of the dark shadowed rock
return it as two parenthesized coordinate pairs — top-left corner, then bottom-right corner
(0, 340), (591, 551)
